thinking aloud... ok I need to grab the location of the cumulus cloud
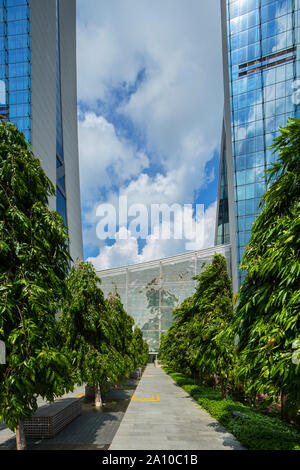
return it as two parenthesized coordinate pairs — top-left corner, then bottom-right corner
(77, 0), (223, 265)
(77, 0), (223, 159)
(79, 112), (149, 201)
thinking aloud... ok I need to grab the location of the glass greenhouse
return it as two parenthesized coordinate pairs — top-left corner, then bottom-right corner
(97, 244), (232, 353)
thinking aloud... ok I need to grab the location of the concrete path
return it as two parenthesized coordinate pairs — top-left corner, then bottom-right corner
(110, 364), (244, 450)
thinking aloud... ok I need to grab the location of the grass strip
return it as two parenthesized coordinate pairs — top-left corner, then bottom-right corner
(163, 366), (300, 451)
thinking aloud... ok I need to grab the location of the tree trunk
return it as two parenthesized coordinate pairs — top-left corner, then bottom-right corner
(85, 384), (95, 399)
(16, 420), (26, 450)
(221, 380), (226, 399)
(221, 379), (229, 399)
(94, 382), (102, 408)
(280, 391), (285, 420)
(100, 383), (106, 402)
(280, 391), (289, 421)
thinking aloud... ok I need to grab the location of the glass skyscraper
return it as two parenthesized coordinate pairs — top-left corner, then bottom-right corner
(0, 0), (83, 262)
(216, 0), (300, 291)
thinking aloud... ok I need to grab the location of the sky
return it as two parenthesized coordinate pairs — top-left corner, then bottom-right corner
(76, 0), (224, 270)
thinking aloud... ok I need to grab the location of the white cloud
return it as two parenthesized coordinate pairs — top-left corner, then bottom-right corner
(77, 0), (223, 264)
(77, 0), (223, 160)
(79, 112), (149, 201)
(88, 228), (140, 271)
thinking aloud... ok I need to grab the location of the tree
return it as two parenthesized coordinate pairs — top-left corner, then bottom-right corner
(233, 118), (300, 418)
(60, 264), (150, 406)
(0, 122), (73, 449)
(188, 254), (235, 395)
(159, 254), (235, 397)
(140, 277), (178, 352)
(106, 291), (135, 384)
(132, 326), (149, 370)
(59, 261), (114, 408)
(158, 331), (165, 361)
(159, 297), (196, 376)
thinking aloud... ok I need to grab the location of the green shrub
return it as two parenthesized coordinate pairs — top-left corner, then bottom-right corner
(164, 367), (300, 450)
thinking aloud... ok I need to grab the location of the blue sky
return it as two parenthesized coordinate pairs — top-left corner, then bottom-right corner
(76, 0), (224, 270)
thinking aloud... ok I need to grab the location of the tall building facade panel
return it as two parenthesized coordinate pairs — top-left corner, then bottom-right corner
(31, 0), (56, 211)
(0, 0), (83, 262)
(59, 0), (83, 263)
(217, 0), (300, 289)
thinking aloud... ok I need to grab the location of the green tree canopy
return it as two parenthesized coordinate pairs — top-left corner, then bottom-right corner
(159, 254), (234, 395)
(159, 297), (196, 376)
(0, 122), (73, 435)
(58, 261), (115, 393)
(233, 118), (300, 410)
(59, 265), (146, 398)
(105, 291), (135, 383)
(188, 254), (234, 393)
(235, 119), (300, 408)
(132, 326), (149, 370)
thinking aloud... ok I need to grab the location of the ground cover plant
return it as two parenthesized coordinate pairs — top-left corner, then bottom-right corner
(164, 367), (300, 451)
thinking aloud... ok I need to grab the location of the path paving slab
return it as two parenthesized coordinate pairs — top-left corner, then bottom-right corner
(110, 364), (245, 450)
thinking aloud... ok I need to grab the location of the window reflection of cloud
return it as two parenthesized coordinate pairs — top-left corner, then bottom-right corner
(0, 80), (6, 105)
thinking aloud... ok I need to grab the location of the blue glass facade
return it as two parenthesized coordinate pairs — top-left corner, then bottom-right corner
(216, 146), (230, 246)
(0, 0), (31, 143)
(0, 0), (68, 227)
(218, 0), (300, 286)
(0, 1), (82, 261)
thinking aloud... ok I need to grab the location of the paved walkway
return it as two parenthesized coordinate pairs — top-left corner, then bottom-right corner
(110, 364), (244, 450)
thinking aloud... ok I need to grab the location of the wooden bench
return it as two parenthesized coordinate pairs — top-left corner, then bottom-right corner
(23, 397), (82, 439)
